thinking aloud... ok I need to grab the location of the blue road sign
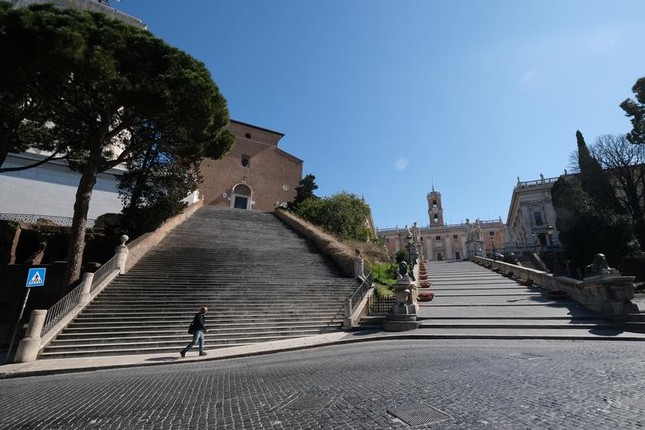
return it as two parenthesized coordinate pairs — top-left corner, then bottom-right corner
(26, 268), (46, 288)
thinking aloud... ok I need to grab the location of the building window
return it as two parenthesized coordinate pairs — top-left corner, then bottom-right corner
(241, 155), (250, 168)
(453, 234), (458, 239)
(534, 211), (543, 226)
(489, 231), (495, 236)
(435, 235), (441, 240)
(245, 133), (252, 139)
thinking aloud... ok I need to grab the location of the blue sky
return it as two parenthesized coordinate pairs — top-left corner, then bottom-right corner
(116, 0), (645, 229)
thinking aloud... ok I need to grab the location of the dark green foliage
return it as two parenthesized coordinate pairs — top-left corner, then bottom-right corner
(0, 2), (79, 169)
(575, 131), (623, 213)
(551, 171), (633, 273)
(295, 192), (373, 242)
(589, 134), (645, 251)
(621, 77), (645, 145)
(0, 3), (233, 286)
(369, 261), (397, 287)
(287, 174), (318, 210)
(118, 149), (200, 236)
(395, 250), (408, 264)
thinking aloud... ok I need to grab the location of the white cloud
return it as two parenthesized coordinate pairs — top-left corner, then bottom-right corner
(394, 157), (409, 171)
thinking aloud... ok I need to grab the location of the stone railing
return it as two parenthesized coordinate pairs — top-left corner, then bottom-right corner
(473, 256), (639, 317)
(343, 272), (373, 329)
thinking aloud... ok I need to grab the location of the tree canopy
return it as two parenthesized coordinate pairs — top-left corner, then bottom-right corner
(621, 77), (645, 145)
(287, 173), (318, 211)
(589, 134), (645, 250)
(0, 3), (234, 286)
(552, 131), (634, 272)
(295, 192), (374, 242)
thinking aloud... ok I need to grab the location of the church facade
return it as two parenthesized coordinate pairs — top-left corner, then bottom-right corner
(199, 121), (303, 211)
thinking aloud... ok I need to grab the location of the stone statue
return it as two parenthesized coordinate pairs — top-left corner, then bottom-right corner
(465, 219), (473, 241)
(474, 220), (483, 242)
(411, 222), (420, 244)
(584, 253), (620, 278)
(397, 259), (408, 278)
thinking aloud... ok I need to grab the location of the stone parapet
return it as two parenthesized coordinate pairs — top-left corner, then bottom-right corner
(473, 256), (639, 316)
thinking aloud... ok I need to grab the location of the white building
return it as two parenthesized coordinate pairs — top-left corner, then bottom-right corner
(505, 174), (562, 253)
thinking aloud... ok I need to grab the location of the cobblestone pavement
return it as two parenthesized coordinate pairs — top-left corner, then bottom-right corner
(1, 339), (645, 429)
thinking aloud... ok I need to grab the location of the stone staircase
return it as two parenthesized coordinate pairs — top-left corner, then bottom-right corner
(40, 207), (358, 359)
(362, 261), (645, 340)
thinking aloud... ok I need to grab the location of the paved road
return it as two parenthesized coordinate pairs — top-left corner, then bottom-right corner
(2, 339), (645, 429)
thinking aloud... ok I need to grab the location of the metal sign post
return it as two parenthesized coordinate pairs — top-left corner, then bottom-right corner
(5, 268), (47, 363)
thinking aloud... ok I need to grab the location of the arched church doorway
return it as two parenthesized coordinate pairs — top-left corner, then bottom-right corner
(231, 183), (252, 209)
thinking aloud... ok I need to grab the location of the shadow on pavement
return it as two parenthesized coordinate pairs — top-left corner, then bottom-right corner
(145, 356), (182, 362)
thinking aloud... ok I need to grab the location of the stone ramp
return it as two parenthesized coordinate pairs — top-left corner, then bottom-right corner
(414, 261), (645, 340)
(40, 207), (358, 359)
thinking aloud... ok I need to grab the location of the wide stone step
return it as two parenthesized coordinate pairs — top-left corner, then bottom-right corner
(47, 328), (335, 352)
(66, 316), (341, 328)
(61, 320), (341, 332)
(38, 334), (320, 359)
(42, 207), (356, 359)
(54, 327), (341, 344)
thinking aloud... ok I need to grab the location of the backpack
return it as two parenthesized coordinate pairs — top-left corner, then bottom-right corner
(188, 322), (196, 335)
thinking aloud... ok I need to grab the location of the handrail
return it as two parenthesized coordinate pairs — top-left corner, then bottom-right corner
(345, 272), (373, 316)
(41, 251), (121, 336)
(90, 255), (120, 293)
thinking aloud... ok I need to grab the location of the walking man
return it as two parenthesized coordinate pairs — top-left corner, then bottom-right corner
(181, 306), (208, 357)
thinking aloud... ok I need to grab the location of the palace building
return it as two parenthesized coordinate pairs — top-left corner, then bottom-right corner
(378, 189), (506, 262)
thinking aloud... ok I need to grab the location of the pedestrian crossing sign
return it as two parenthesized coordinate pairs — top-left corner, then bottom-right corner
(26, 268), (46, 288)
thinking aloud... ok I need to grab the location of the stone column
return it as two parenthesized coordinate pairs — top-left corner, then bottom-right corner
(78, 272), (94, 305)
(14, 309), (47, 363)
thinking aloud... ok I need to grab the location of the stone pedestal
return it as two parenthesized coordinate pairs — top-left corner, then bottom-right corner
(384, 274), (420, 332)
(14, 310), (47, 363)
(466, 240), (484, 259)
(580, 274), (639, 316)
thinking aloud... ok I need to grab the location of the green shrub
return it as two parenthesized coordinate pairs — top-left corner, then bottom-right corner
(370, 261), (397, 287)
(374, 283), (395, 298)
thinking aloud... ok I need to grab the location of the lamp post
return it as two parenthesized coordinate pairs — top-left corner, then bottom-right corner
(531, 233), (538, 253)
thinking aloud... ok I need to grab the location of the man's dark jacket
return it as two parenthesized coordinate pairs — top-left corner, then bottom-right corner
(191, 312), (207, 332)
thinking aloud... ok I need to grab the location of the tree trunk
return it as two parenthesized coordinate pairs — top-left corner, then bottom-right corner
(62, 167), (97, 289)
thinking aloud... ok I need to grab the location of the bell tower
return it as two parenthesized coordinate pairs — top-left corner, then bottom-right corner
(427, 188), (444, 227)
